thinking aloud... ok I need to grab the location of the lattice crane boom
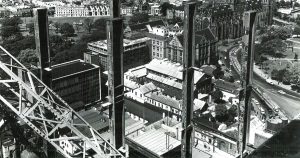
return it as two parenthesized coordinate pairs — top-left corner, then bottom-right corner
(0, 46), (124, 158)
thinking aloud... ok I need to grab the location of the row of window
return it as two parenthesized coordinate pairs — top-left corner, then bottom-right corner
(145, 97), (181, 115)
(152, 40), (163, 46)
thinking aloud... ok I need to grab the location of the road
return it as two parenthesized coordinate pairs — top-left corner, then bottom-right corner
(227, 45), (300, 119)
(253, 73), (300, 119)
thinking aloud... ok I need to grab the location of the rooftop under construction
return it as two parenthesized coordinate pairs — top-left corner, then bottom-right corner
(0, 0), (300, 158)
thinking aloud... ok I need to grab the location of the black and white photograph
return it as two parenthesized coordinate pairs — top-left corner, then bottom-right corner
(0, 0), (299, 157)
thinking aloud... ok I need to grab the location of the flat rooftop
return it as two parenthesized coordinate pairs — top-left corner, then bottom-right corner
(128, 128), (181, 156)
(46, 59), (98, 79)
(247, 120), (300, 158)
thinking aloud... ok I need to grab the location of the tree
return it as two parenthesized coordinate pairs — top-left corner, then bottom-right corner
(295, 53), (298, 62)
(283, 69), (292, 85)
(212, 88), (223, 103)
(159, 2), (174, 16)
(59, 23), (75, 37)
(293, 26), (300, 37)
(129, 12), (149, 24)
(0, 26), (21, 39)
(93, 18), (107, 31)
(215, 104), (228, 122)
(212, 65), (224, 79)
(2, 35), (35, 57)
(271, 69), (279, 80)
(26, 23), (34, 34)
(53, 22), (61, 33)
(17, 49), (38, 70)
(83, 18), (93, 33)
(1, 17), (22, 26)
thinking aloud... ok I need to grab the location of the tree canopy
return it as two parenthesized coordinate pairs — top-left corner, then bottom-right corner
(93, 18), (107, 31)
(293, 26), (300, 37)
(215, 104), (228, 123)
(159, 2), (174, 16)
(0, 17), (22, 40)
(129, 12), (149, 24)
(17, 49), (38, 70)
(83, 18), (94, 33)
(59, 23), (75, 37)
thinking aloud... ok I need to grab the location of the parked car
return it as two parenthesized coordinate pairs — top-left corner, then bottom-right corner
(266, 79), (274, 85)
(278, 90), (286, 95)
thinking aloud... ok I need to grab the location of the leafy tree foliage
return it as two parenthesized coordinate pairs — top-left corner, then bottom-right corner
(2, 36), (35, 57)
(0, 17), (22, 40)
(212, 65), (224, 79)
(83, 18), (93, 33)
(129, 12), (149, 24)
(17, 49), (38, 70)
(53, 22), (60, 33)
(159, 2), (174, 16)
(59, 23), (75, 37)
(293, 26), (300, 37)
(215, 104), (228, 122)
(93, 18), (107, 31)
(211, 88), (224, 103)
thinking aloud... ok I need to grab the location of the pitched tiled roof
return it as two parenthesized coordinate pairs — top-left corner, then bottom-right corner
(146, 59), (205, 82)
(128, 20), (166, 32)
(138, 82), (157, 94)
(177, 34), (184, 46)
(124, 79), (140, 90)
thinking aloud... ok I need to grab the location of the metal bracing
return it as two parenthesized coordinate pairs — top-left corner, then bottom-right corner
(0, 46), (124, 158)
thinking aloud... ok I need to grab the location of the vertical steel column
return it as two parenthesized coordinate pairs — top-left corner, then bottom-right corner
(181, 2), (196, 158)
(33, 8), (55, 157)
(33, 8), (51, 87)
(238, 11), (256, 157)
(107, 0), (125, 153)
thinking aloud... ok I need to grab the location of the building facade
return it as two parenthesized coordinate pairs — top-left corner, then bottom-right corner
(45, 59), (101, 110)
(85, 36), (151, 71)
(146, 26), (170, 60)
(55, 4), (133, 17)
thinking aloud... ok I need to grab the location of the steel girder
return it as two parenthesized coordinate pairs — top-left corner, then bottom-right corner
(0, 46), (124, 158)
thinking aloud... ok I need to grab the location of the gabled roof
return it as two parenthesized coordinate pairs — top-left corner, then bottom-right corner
(128, 20), (166, 32)
(124, 79), (140, 90)
(146, 59), (205, 82)
(138, 82), (157, 94)
(176, 34), (184, 46)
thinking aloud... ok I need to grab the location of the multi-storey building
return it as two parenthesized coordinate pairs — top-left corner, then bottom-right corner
(166, 5), (185, 19)
(167, 27), (218, 66)
(45, 59), (101, 110)
(145, 59), (212, 99)
(150, 4), (161, 16)
(245, 0), (274, 27)
(195, 27), (218, 67)
(146, 26), (171, 60)
(55, 4), (133, 17)
(85, 36), (151, 71)
(166, 34), (184, 64)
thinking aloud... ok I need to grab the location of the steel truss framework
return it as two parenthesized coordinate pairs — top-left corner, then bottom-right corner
(0, 46), (124, 158)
